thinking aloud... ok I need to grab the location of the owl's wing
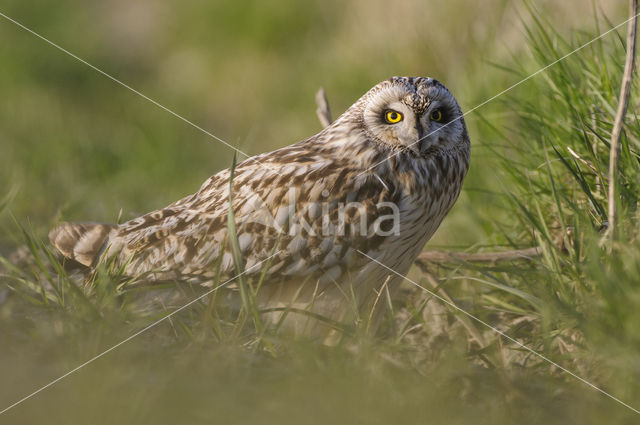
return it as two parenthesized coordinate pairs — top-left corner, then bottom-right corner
(110, 146), (398, 283)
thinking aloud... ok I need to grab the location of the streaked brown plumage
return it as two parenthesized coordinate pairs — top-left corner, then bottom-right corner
(50, 76), (470, 335)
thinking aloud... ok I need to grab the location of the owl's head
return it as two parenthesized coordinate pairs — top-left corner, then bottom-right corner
(346, 77), (469, 155)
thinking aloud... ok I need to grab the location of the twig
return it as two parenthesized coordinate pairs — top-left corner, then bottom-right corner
(606, 0), (638, 240)
(315, 87), (332, 128)
(567, 146), (598, 174)
(416, 247), (541, 264)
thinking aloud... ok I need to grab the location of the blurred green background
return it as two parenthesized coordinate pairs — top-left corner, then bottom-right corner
(2, 1), (639, 424)
(0, 0), (621, 248)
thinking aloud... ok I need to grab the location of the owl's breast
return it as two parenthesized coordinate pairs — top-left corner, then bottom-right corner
(365, 148), (468, 276)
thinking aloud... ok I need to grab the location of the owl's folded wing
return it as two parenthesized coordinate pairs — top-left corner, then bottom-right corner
(110, 155), (398, 283)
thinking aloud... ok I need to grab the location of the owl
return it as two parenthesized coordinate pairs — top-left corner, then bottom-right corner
(50, 76), (470, 335)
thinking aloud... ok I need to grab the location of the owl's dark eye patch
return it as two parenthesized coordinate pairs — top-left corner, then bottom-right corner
(428, 105), (455, 123)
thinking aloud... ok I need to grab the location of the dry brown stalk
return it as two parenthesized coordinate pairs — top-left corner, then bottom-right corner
(315, 87), (332, 128)
(606, 0), (638, 240)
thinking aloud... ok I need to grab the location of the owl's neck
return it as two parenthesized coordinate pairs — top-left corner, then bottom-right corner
(359, 140), (470, 196)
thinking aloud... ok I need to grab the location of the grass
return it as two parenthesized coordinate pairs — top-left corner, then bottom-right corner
(1, 1), (640, 424)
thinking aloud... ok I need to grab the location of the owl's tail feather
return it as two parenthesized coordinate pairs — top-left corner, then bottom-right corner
(49, 222), (117, 267)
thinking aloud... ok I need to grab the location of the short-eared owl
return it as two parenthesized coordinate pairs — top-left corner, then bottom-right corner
(50, 76), (470, 333)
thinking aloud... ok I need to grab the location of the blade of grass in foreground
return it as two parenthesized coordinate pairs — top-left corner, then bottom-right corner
(227, 153), (264, 333)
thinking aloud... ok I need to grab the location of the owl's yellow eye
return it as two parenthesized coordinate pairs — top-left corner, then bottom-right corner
(430, 109), (443, 122)
(384, 110), (403, 124)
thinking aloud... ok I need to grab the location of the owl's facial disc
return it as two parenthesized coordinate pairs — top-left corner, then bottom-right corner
(362, 77), (467, 155)
(365, 98), (420, 152)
